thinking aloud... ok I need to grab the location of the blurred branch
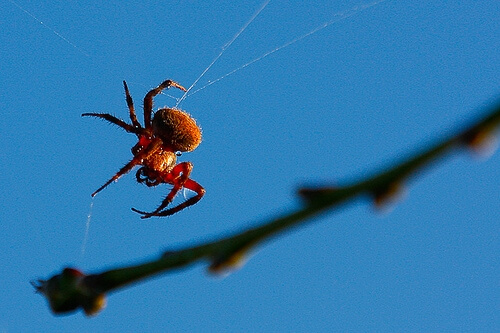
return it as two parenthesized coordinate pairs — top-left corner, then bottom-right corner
(33, 99), (500, 316)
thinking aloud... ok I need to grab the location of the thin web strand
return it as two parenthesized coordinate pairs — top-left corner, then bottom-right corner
(127, 81), (180, 105)
(188, 0), (387, 97)
(8, 0), (90, 57)
(175, 0), (270, 107)
(81, 198), (94, 257)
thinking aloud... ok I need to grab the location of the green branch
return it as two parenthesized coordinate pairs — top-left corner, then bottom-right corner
(33, 99), (500, 316)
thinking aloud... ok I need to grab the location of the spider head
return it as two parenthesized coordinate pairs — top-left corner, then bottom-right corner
(152, 108), (202, 152)
(140, 149), (177, 181)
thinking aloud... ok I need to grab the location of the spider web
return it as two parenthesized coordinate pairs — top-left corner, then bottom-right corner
(9, 0), (390, 257)
(7, 0), (90, 57)
(184, 0), (388, 99)
(81, 198), (94, 256)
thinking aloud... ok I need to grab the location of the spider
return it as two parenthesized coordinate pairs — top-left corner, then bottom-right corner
(82, 79), (205, 218)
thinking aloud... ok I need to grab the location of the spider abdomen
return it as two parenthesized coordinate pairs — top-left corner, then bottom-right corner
(153, 108), (202, 152)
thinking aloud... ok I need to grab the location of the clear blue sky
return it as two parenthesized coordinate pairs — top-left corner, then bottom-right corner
(1, 0), (499, 331)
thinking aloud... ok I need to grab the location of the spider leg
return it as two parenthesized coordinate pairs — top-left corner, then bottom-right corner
(147, 179), (205, 218)
(135, 167), (161, 187)
(143, 79), (187, 128)
(91, 138), (162, 197)
(132, 179), (205, 218)
(132, 162), (205, 218)
(82, 113), (142, 135)
(131, 162), (192, 216)
(123, 81), (141, 128)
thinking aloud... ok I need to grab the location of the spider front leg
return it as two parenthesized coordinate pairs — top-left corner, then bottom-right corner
(132, 162), (205, 218)
(152, 178), (205, 218)
(90, 138), (163, 197)
(136, 167), (161, 187)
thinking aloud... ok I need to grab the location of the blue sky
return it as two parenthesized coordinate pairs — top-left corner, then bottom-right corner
(1, 0), (499, 331)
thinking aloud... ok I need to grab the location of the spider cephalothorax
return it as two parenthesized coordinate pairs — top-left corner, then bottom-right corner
(83, 79), (205, 218)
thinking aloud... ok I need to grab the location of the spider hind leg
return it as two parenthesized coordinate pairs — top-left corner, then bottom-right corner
(81, 113), (141, 134)
(123, 81), (141, 128)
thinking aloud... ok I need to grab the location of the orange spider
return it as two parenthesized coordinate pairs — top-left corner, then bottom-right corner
(82, 79), (205, 218)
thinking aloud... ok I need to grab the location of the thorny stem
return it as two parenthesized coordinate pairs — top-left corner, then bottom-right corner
(34, 99), (500, 316)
